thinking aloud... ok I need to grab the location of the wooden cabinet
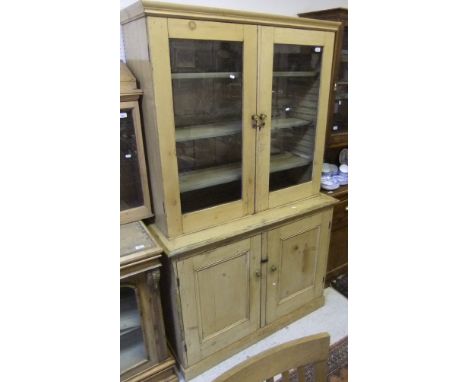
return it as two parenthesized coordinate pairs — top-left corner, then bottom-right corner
(322, 186), (348, 282)
(299, 9), (348, 281)
(120, 222), (178, 382)
(298, 8), (348, 150)
(121, 2), (341, 379)
(121, 1), (339, 237)
(153, 206), (333, 379)
(120, 63), (152, 224)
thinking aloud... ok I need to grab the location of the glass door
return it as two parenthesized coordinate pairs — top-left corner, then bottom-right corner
(120, 101), (152, 224)
(153, 18), (257, 234)
(330, 25), (348, 144)
(120, 286), (148, 374)
(256, 27), (335, 210)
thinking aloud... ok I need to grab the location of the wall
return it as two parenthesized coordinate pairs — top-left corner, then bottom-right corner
(120, 0), (348, 61)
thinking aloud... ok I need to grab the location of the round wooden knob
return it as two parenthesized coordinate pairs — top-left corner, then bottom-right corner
(188, 20), (197, 30)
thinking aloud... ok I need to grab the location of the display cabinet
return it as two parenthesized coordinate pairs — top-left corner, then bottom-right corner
(298, 8), (348, 282)
(121, 1), (339, 238)
(298, 8), (348, 149)
(121, 62), (152, 224)
(120, 222), (178, 382)
(322, 185), (348, 282)
(121, 2), (341, 379)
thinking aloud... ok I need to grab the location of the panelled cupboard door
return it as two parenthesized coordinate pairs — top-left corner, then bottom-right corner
(176, 236), (262, 364)
(149, 18), (258, 236)
(255, 27), (335, 211)
(265, 211), (332, 324)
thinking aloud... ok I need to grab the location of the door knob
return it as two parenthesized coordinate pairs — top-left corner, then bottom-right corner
(270, 265), (277, 272)
(259, 113), (267, 129)
(255, 270), (261, 278)
(251, 114), (259, 129)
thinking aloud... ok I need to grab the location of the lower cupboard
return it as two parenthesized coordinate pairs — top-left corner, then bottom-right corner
(159, 208), (333, 379)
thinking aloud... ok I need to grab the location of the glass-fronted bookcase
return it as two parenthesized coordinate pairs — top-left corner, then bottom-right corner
(120, 62), (152, 224)
(120, 221), (177, 382)
(122, 6), (338, 238)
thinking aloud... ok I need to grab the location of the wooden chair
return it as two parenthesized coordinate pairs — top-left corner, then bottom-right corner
(213, 332), (330, 382)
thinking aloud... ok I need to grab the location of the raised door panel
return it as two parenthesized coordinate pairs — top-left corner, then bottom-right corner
(148, 18), (258, 236)
(177, 236), (261, 365)
(256, 26), (335, 211)
(265, 210), (332, 324)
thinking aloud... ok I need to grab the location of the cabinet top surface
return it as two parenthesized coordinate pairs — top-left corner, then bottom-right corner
(121, 0), (341, 31)
(120, 61), (143, 96)
(321, 185), (348, 198)
(120, 221), (163, 265)
(298, 8), (348, 17)
(148, 194), (338, 258)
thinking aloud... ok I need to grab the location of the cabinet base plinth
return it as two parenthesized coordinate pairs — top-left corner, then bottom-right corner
(122, 358), (178, 382)
(178, 295), (325, 380)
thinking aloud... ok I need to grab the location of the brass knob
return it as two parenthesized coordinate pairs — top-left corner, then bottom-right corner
(251, 114), (259, 129)
(255, 270), (261, 278)
(259, 113), (267, 129)
(270, 265), (277, 272)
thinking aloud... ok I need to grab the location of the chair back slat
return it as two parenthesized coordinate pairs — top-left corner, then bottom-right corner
(297, 365), (306, 382)
(314, 360), (328, 381)
(213, 333), (330, 382)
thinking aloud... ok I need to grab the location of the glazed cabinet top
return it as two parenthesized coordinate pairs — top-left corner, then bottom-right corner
(121, 1), (339, 239)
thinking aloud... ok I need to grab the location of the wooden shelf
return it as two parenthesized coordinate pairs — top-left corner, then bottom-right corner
(273, 71), (318, 77)
(171, 71), (317, 80)
(180, 162), (240, 193)
(272, 117), (310, 130)
(175, 117), (310, 142)
(176, 120), (242, 142)
(172, 72), (241, 80)
(179, 152), (311, 193)
(121, 309), (140, 332)
(270, 152), (311, 172)
(121, 326), (140, 337)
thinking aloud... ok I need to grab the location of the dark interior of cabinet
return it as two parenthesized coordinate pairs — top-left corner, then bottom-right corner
(120, 108), (144, 211)
(269, 44), (322, 191)
(170, 39), (244, 213)
(120, 286), (148, 374)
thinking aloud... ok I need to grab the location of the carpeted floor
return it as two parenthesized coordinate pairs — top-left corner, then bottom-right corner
(326, 336), (348, 382)
(279, 336), (348, 382)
